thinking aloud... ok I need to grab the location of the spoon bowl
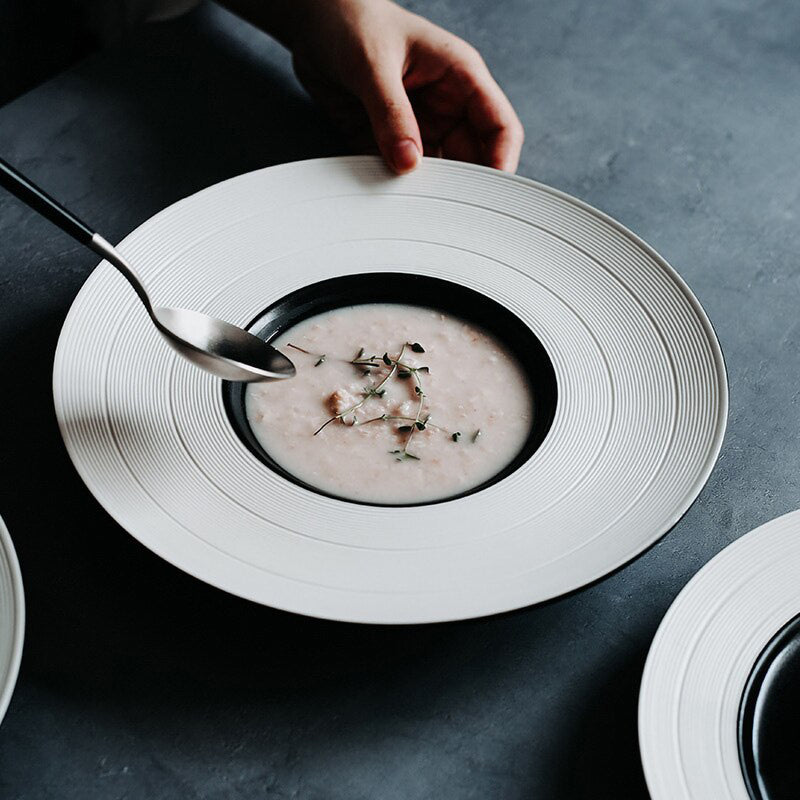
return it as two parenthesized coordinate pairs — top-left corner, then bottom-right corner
(153, 306), (296, 382)
(92, 234), (296, 383)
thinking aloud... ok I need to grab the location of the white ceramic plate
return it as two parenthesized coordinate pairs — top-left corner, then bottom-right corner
(639, 509), (800, 800)
(0, 515), (24, 724)
(53, 156), (727, 623)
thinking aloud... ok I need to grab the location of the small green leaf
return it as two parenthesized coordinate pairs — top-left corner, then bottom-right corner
(411, 342), (425, 353)
(414, 386), (424, 395)
(415, 421), (426, 431)
(452, 432), (461, 442)
(355, 347), (364, 360)
(382, 352), (392, 366)
(314, 355), (327, 367)
(472, 429), (482, 443)
(398, 425), (413, 433)
(390, 449), (420, 462)
(417, 366), (430, 373)
(397, 370), (412, 379)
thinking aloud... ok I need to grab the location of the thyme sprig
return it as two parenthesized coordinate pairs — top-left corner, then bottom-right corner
(357, 346), (434, 461)
(360, 414), (449, 433)
(313, 343), (407, 436)
(391, 346), (427, 460)
(287, 342), (326, 367)
(308, 341), (477, 462)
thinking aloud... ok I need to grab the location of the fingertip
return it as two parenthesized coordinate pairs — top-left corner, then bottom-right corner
(388, 138), (422, 174)
(491, 152), (520, 173)
(356, 62), (423, 174)
(485, 126), (523, 173)
(485, 150), (515, 173)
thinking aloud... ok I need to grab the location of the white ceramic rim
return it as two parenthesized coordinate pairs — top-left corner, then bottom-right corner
(639, 509), (800, 799)
(0, 514), (25, 725)
(53, 156), (728, 623)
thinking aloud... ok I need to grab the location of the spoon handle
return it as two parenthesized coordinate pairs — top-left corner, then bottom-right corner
(0, 156), (155, 312)
(0, 157), (96, 246)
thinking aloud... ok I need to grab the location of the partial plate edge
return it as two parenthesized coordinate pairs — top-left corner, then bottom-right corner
(0, 515), (24, 724)
(638, 509), (800, 800)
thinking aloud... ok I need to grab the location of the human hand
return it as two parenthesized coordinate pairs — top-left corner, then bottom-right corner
(284, 0), (524, 174)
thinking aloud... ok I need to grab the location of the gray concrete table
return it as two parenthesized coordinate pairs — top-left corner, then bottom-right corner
(1, 2), (798, 798)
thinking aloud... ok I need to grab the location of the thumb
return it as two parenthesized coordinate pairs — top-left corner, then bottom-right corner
(358, 66), (422, 174)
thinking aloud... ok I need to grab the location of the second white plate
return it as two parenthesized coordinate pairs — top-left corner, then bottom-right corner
(640, 509), (800, 799)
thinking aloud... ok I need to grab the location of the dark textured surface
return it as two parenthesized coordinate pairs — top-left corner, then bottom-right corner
(0, 2), (798, 798)
(0, 1), (90, 105)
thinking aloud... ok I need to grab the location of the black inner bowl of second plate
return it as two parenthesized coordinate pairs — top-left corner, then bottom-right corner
(222, 272), (558, 507)
(738, 612), (800, 800)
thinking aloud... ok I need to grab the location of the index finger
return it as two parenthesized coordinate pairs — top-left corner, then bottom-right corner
(465, 61), (525, 172)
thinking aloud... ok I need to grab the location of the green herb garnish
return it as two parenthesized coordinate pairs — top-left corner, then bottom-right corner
(287, 343), (327, 367)
(311, 340), (478, 461)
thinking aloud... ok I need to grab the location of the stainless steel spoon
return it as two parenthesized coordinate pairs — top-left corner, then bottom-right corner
(0, 157), (295, 383)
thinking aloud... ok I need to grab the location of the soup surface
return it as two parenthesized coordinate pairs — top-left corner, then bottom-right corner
(245, 303), (534, 504)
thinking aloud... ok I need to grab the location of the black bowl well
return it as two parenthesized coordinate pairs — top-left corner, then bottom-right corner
(739, 613), (800, 800)
(223, 272), (558, 507)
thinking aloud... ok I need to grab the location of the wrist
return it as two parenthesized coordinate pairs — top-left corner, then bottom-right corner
(217, 0), (375, 51)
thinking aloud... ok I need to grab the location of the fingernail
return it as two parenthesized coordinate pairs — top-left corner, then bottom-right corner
(391, 139), (420, 173)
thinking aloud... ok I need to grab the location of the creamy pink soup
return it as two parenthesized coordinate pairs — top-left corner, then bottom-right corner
(244, 303), (533, 505)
